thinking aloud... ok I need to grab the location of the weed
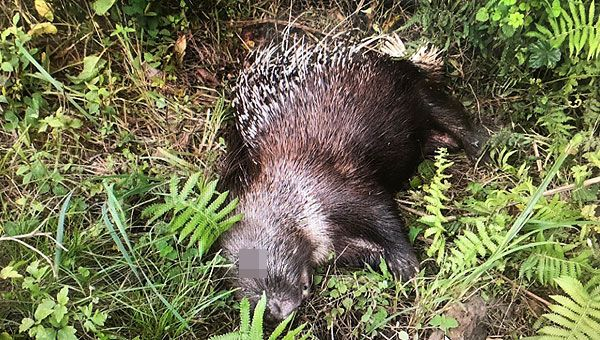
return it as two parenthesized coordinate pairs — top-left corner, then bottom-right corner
(0, 0), (599, 339)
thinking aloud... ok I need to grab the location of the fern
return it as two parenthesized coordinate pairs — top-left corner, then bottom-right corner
(583, 96), (600, 129)
(419, 148), (454, 264)
(519, 232), (591, 286)
(537, 107), (575, 145)
(444, 217), (504, 272)
(530, 276), (600, 339)
(142, 173), (242, 255)
(209, 293), (309, 340)
(488, 146), (519, 174)
(531, 0), (600, 60)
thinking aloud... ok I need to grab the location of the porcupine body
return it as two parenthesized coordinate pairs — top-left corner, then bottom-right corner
(218, 35), (487, 320)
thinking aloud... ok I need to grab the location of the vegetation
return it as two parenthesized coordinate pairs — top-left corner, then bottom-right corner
(0, 0), (598, 339)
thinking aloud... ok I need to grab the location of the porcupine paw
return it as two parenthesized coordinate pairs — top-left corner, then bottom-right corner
(383, 249), (419, 281)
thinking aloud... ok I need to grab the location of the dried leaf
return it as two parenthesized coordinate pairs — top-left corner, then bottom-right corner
(175, 34), (187, 63)
(35, 0), (54, 21)
(28, 22), (58, 36)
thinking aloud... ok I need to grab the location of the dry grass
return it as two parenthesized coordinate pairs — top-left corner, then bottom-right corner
(2, 0), (597, 339)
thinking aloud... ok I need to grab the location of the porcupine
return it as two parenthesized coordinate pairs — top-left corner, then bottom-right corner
(217, 33), (488, 320)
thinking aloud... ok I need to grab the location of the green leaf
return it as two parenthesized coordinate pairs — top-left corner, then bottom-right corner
(52, 305), (68, 324)
(0, 266), (23, 279)
(91, 310), (107, 326)
(429, 314), (459, 333)
(19, 318), (35, 333)
(250, 293), (267, 338)
(507, 12), (525, 28)
(57, 326), (77, 340)
(342, 297), (353, 311)
(1, 61), (13, 72)
(69, 55), (103, 84)
(92, 0), (117, 16)
(366, 308), (388, 333)
(268, 312), (296, 340)
(35, 327), (56, 340)
(475, 8), (489, 22)
(56, 286), (69, 305)
(550, 0), (562, 17)
(398, 331), (409, 340)
(528, 40), (561, 69)
(238, 297), (251, 333)
(28, 23), (58, 36)
(34, 299), (56, 321)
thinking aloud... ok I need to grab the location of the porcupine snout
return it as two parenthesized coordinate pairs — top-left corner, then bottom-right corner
(267, 298), (300, 321)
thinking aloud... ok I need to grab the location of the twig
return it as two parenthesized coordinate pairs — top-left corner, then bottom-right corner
(0, 230), (52, 241)
(468, 83), (482, 124)
(532, 142), (543, 173)
(500, 274), (551, 308)
(543, 176), (600, 197)
(0, 231), (66, 278)
(227, 19), (323, 34)
(1, 237), (55, 275)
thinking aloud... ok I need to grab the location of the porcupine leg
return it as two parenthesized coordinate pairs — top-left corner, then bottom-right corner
(329, 193), (419, 280)
(417, 82), (489, 161)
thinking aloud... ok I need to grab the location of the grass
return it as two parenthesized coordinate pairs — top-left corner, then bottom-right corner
(1, 0), (599, 339)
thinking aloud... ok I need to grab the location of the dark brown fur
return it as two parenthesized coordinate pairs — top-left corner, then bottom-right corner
(217, 37), (487, 320)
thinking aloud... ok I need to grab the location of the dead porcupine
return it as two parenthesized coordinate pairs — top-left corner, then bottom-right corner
(217, 34), (488, 320)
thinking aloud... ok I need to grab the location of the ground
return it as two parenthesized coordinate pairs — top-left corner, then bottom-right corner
(0, 1), (599, 339)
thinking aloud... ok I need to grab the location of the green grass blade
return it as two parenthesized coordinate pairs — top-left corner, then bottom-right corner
(104, 182), (135, 253)
(464, 134), (583, 286)
(16, 43), (92, 123)
(102, 186), (190, 329)
(53, 191), (72, 278)
(101, 203), (140, 280)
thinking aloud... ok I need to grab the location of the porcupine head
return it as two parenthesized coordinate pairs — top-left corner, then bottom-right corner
(220, 197), (315, 321)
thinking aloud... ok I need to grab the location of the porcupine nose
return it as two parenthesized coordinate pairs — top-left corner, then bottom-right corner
(267, 299), (296, 320)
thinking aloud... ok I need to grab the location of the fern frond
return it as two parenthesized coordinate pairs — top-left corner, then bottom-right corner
(519, 235), (590, 286)
(178, 210), (206, 243)
(540, 0), (600, 60)
(170, 206), (196, 232)
(531, 276), (600, 339)
(180, 172), (201, 201)
(444, 218), (503, 272)
(141, 202), (175, 224)
(268, 313), (296, 340)
(142, 173), (242, 256)
(418, 148), (454, 264)
(198, 179), (219, 207)
(240, 297), (251, 334)
(250, 292), (267, 339)
(207, 191), (229, 214)
(169, 175), (180, 198)
(215, 198), (240, 221)
(209, 293), (309, 340)
(280, 324), (307, 340)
